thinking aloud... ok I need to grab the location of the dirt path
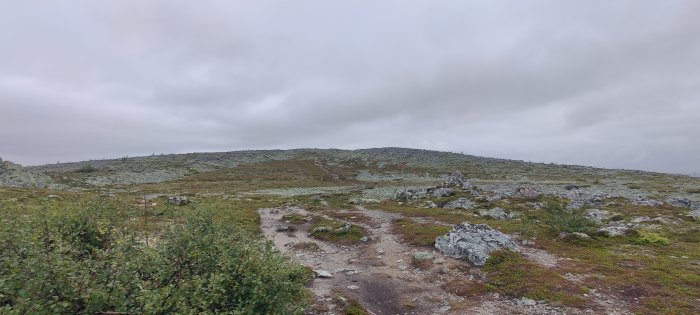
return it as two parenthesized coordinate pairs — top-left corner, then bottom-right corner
(258, 206), (630, 315)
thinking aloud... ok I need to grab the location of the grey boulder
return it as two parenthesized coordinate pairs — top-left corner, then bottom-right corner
(434, 222), (519, 266)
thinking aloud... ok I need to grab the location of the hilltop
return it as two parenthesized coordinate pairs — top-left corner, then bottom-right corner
(1, 147), (698, 314)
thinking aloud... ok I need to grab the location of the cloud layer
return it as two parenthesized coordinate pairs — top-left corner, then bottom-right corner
(1, 1), (699, 174)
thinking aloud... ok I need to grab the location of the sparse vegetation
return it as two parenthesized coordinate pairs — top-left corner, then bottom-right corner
(392, 219), (451, 246)
(309, 217), (365, 244)
(544, 202), (597, 234)
(74, 164), (98, 173)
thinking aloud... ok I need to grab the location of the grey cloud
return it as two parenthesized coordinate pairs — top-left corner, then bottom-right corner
(1, 0), (699, 174)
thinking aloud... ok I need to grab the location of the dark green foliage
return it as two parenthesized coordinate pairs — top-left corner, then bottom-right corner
(75, 164), (98, 173)
(0, 202), (311, 314)
(544, 203), (597, 234)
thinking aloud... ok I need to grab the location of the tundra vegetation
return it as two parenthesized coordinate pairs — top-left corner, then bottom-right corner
(0, 148), (698, 314)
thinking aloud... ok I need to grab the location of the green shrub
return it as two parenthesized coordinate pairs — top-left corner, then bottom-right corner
(545, 203), (597, 234)
(0, 204), (311, 314)
(75, 164), (98, 173)
(635, 230), (669, 246)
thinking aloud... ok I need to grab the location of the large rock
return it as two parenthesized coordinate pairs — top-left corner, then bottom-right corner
(514, 186), (539, 199)
(443, 198), (476, 210)
(434, 222), (519, 266)
(445, 171), (473, 189)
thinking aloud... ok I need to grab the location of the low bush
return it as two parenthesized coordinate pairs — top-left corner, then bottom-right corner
(0, 203), (311, 314)
(545, 203), (597, 234)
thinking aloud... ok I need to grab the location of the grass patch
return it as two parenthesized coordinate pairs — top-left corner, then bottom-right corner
(392, 219), (451, 247)
(291, 241), (321, 252)
(635, 230), (669, 246)
(281, 213), (308, 223)
(483, 250), (586, 307)
(309, 217), (365, 244)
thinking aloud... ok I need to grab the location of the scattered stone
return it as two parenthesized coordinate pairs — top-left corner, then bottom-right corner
(432, 187), (454, 198)
(413, 251), (434, 261)
(518, 297), (537, 306)
(394, 187), (432, 201)
(514, 186), (540, 199)
(423, 201), (438, 208)
(167, 196), (191, 205)
(433, 257), (446, 264)
(666, 197), (692, 209)
(335, 223), (352, 233)
(443, 198), (475, 210)
(438, 305), (452, 313)
(564, 184), (581, 190)
(434, 222), (519, 266)
(47, 194), (63, 201)
(347, 285), (360, 291)
(585, 209), (611, 223)
(599, 223), (634, 236)
(313, 270), (333, 278)
(312, 226), (332, 233)
(275, 225), (294, 232)
(631, 197), (663, 207)
(689, 210), (700, 220)
(559, 232), (590, 240)
(631, 216), (652, 223)
(478, 207), (519, 220)
(360, 236), (369, 242)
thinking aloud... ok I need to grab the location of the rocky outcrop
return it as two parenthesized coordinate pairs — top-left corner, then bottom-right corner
(434, 222), (519, 266)
(514, 186), (539, 199)
(0, 161), (54, 188)
(445, 171), (473, 189)
(443, 198), (476, 210)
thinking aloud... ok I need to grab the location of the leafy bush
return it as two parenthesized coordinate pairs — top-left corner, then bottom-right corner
(0, 202), (311, 314)
(635, 230), (669, 246)
(544, 203), (597, 234)
(75, 164), (98, 173)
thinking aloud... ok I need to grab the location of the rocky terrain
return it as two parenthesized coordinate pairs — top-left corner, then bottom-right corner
(1, 148), (698, 314)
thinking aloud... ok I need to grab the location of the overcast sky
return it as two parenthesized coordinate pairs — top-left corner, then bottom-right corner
(1, 1), (699, 174)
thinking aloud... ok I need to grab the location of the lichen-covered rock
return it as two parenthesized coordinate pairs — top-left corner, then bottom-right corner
(445, 171), (473, 189)
(168, 196), (191, 205)
(443, 198), (475, 210)
(631, 197), (663, 207)
(598, 222), (635, 236)
(666, 197), (693, 209)
(514, 186), (539, 199)
(478, 207), (519, 220)
(434, 222), (519, 266)
(432, 187), (454, 197)
(394, 187), (432, 201)
(585, 209), (611, 223)
(413, 251), (434, 261)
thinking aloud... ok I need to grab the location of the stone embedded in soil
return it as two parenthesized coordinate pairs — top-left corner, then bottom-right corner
(313, 270), (333, 278)
(434, 222), (519, 266)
